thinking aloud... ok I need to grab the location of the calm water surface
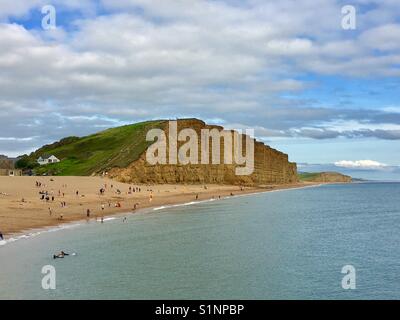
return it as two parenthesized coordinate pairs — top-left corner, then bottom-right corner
(0, 182), (399, 299)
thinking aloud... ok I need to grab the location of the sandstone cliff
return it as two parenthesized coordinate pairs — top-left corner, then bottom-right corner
(109, 119), (297, 186)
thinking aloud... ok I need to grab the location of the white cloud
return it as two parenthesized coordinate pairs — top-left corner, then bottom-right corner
(319, 120), (400, 132)
(360, 24), (400, 52)
(0, 0), (400, 156)
(0, 0), (43, 20)
(334, 160), (388, 169)
(0, 137), (36, 141)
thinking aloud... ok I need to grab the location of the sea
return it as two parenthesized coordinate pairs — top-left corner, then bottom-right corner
(0, 182), (399, 299)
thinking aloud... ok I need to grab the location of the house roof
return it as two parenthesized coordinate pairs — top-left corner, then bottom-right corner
(38, 155), (58, 160)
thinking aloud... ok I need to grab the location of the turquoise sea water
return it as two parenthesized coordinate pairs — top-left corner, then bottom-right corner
(0, 182), (400, 300)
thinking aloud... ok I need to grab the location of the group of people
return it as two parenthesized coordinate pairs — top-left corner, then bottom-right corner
(85, 201), (121, 220)
(128, 186), (142, 193)
(25, 180), (150, 232)
(35, 181), (44, 188)
(99, 184), (142, 196)
(33, 180), (169, 227)
(39, 191), (55, 202)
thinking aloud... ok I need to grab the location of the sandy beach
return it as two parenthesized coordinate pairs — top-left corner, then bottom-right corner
(0, 176), (313, 237)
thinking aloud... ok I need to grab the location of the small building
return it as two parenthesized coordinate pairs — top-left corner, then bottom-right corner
(0, 158), (22, 176)
(0, 169), (22, 176)
(37, 155), (60, 166)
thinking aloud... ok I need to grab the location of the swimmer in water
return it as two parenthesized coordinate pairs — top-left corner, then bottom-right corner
(53, 251), (69, 259)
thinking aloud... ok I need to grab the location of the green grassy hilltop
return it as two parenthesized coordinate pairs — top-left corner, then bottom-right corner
(17, 120), (166, 176)
(298, 171), (352, 183)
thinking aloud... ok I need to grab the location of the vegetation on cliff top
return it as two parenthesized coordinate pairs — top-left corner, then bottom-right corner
(298, 172), (352, 183)
(17, 120), (166, 176)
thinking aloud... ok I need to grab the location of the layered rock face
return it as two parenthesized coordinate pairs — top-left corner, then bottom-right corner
(0, 158), (14, 170)
(109, 119), (297, 186)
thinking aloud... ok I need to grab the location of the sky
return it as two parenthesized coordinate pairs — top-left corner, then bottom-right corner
(0, 0), (399, 180)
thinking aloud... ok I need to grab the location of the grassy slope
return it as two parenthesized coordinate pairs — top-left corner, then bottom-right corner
(28, 120), (166, 176)
(297, 172), (321, 182)
(298, 171), (351, 182)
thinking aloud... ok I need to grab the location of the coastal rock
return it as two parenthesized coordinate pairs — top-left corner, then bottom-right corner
(109, 119), (298, 186)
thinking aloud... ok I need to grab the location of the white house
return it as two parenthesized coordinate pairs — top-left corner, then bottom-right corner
(37, 155), (60, 166)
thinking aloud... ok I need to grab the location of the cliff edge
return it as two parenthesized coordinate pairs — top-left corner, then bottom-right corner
(108, 119), (298, 186)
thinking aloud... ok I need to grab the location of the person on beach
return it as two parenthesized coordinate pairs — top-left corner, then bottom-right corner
(101, 204), (105, 211)
(196, 194), (199, 200)
(86, 209), (90, 218)
(0, 231), (3, 241)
